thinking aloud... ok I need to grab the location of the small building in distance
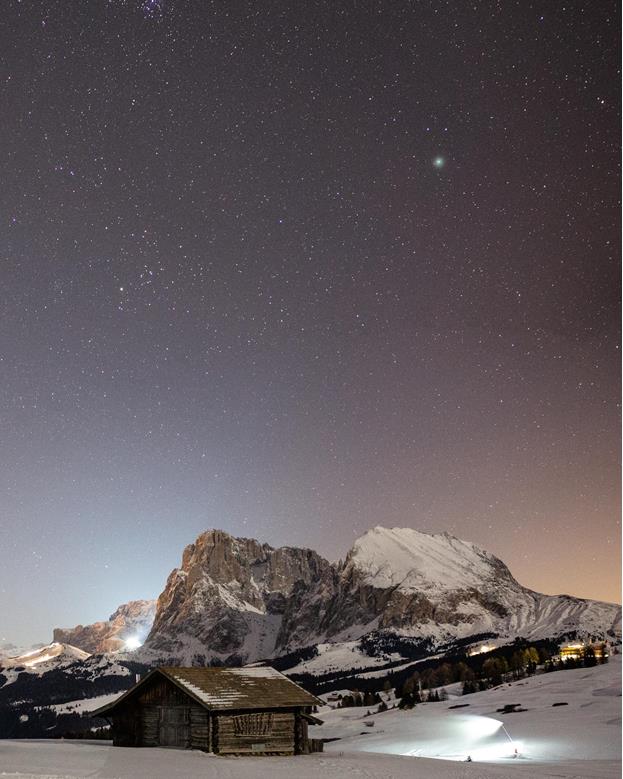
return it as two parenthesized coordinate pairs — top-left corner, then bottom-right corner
(559, 641), (609, 662)
(92, 666), (323, 755)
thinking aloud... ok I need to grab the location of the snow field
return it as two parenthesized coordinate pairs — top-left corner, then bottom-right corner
(1, 655), (620, 778)
(311, 653), (621, 773)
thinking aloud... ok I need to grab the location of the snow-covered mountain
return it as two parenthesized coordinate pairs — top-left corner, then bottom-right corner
(327, 526), (620, 647)
(0, 642), (90, 670)
(139, 526), (621, 667)
(53, 599), (156, 654)
(0, 525), (620, 740)
(0, 642), (93, 690)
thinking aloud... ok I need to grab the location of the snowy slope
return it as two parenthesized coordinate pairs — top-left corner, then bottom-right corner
(40, 691), (126, 716)
(311, 654), (621, 769)
(284, 641), (403, 676)
(1, 642), (90, 669)
(347, 526), (508, 592)
(1, 659), (620, 778)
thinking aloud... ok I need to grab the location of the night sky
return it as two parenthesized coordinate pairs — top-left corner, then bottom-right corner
(1, 1), (620, 647)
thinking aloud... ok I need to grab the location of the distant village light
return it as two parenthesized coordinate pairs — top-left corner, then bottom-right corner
(558, 641), (608, 661)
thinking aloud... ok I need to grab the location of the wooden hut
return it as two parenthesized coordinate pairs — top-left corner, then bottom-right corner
(92, 666), (323, 755)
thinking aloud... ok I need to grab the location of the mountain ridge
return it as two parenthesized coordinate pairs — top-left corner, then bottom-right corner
(53, 599), (157, 654)
(17, 525), (617, 670)
(135, 525), (620, 667)
(1, 524), (619, 741)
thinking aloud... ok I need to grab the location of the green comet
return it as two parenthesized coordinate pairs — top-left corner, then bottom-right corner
(433, 156), (445, 168)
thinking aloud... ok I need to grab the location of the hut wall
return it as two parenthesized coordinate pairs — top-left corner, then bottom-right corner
(214, 710), (295, 755)
(136, 675), (189, 707)
(114, 675), (211, 749)
(140, 705), (159, 746)
(294, 714), (309, 754)
(190, 706), (210, 750)
(111, 701), (141, 747)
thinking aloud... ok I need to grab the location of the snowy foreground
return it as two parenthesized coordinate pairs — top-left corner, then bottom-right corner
(1, 656), (620, 779)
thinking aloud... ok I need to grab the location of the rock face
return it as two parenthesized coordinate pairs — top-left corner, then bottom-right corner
(144, 529), (336, 664)
(142, 526), (621, 666)
(53, 599), (156, 654)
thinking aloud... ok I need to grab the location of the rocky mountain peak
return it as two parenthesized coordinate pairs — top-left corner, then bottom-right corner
(174, 527), (331, 600)
(144, 529), (336, 664)
(53, 599), (156, 654)
(139, 525), (620, 668)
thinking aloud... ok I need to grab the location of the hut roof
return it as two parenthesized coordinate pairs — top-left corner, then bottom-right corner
(93, 666), (321, 717)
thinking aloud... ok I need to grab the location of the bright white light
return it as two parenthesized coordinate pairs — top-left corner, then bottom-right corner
(124, 636), (142, 650)
(460, 715), (503, 738)
(471, 739), (524, 762)
(362, 713), (525, 764)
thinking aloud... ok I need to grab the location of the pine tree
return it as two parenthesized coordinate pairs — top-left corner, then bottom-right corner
(538, 647), (551, 664)
(436, 663), (453, 685)
(584, 646), (597, 667)
(455, 662), (474, 682)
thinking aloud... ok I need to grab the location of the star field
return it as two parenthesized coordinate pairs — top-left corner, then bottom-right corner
(0, 1), (619, 645)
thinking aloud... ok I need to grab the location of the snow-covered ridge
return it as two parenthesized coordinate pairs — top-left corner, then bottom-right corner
(346, 526), (511, 592)
(5, 526), (618, 686)
(0, 642), (90, 669)
(138, 526), (620, 670)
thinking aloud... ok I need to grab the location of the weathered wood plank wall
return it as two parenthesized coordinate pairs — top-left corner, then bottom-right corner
(214, 711), (295, 755)
(140, 705), (159, 746)
(190, 705), (209, 750)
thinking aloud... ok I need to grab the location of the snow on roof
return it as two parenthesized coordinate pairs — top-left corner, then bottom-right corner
(93, 665), (321, 716)
(169, 674), (245, 706)
(165, 666), (319, 709)
(229, 666), (284, 678)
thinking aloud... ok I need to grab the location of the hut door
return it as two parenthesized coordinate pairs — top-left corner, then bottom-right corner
(159, 706), (190, 748)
